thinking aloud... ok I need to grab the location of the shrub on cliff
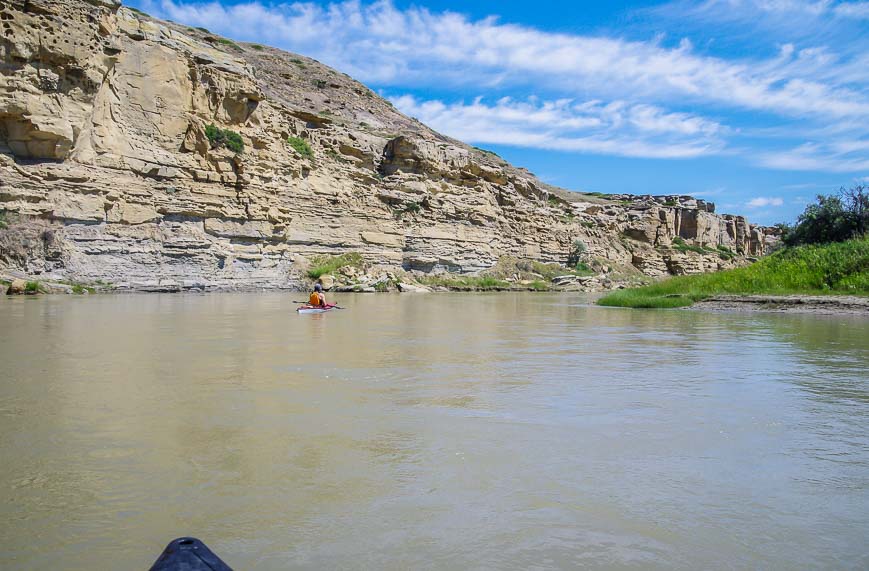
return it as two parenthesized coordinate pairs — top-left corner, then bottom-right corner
(204, 124), (244, 154)
(567, 239), (587, 269)
(307, 253), (363, 279)
(287, 136), (313, 158)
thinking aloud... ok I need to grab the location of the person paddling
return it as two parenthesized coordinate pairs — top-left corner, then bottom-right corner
(309, 283), (326, 307)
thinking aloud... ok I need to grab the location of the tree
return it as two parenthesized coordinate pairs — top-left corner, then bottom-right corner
(784, 184), (868, 246)
(840, 184), (868, 238)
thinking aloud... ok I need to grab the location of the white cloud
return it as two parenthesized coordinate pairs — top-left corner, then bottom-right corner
(833, 1), (869, 18)
(134, 0), (869, 172)
(759, 141), (869, 172)
(140, 0), (869, 120)
(391, 95), (726, 159)
(747, 196), (785, 207)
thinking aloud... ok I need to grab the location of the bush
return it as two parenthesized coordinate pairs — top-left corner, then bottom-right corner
(784, 185), (868, 246)
(287, 136), (313, 158)
(250, 44), (264, 51)
(216, 38), (241, 50)
(307, 253), (363, 279)
(24, 281), (40, 293)
(204, 124), (244, 153)
(567, 239), (587, 268)
(671, 236), (706, 254)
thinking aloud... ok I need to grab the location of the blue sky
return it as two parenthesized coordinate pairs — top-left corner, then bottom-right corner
(129, 0), (869, 224)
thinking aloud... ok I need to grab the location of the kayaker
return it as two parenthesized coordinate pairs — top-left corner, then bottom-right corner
(309, 283), (326, 307)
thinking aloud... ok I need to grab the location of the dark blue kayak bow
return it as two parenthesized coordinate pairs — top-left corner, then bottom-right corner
(149, 537), (233, 571)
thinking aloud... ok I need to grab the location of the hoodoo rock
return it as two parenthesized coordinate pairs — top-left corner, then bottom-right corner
(0, 1), (776, 290)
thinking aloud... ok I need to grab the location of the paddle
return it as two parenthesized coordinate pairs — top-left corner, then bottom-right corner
(292, 301), (345, 309)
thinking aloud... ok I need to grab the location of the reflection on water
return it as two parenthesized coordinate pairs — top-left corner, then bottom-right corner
(1, 293), (867, 570)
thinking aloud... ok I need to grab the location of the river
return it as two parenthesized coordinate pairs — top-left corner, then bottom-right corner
(1, 293), (867, 569)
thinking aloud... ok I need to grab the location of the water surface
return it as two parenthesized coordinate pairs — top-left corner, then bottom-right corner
(1, 293), (867, 569)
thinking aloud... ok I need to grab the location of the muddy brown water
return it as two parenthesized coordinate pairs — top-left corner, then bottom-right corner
(1, 293), (867, 570)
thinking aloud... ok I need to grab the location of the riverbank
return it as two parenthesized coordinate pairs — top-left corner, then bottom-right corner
(3, 254), (647, 295)
(691, 295), (869, 315)
(598, 238), (868, 310)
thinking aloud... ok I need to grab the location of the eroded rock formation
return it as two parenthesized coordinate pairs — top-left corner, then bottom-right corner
(0, 0), (776, 290)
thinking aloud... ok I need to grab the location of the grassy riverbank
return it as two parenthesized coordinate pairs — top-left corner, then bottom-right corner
(598, 238), (869, 308)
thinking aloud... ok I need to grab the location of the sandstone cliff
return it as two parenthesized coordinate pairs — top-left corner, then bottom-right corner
(0, 0), (775, 291)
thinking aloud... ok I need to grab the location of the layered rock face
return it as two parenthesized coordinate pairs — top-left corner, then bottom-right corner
(0, 0), (774, 290)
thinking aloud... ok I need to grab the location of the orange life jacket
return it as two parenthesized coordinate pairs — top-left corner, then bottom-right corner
(309, 292), (324, 306)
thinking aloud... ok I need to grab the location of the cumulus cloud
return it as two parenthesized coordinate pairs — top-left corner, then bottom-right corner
(390, 95), (725, 158)
(747, 197), (785, 207)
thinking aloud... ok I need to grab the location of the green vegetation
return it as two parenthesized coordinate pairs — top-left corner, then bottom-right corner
(195, 27), (210, 33)
(204, 124), (244, 153)
(291, 58), (305, 67)
(598, 238), (869, 308)
(325, 149), (348, 163)
(527, 280), (551, 291)
(0, 211), (8, 229)
(24, 281), (40, 294)
(71, 284), (91, 294)
(567, 239), (587, 269)
(216, 38), (242, 50)
(287, 136), (313, 158)
(716, 245), (735, 260)
(418, 275), (510, 291)
(249, 44), (265, 51)
(663, 200), (679, 207)
(392, 202), (422, 219)
(127, 6), (148, 16)
(671, 236), (708, 254)
(473, 146), (500, 158)
(780, 185), (867, 246)
(307, 253), (364, 279)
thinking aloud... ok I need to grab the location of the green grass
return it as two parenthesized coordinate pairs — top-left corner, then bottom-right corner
(417, 275), (510, 291)
(306, 253), (363, 279)
(527, 280), (550, 291)
(205, 124), (243, 153)
(24, 281), (40, 293)
(472, 146), (500, 158)
(216, 38), (241, 50)
(671, 236), (708, 254)
(250, 44), (265, 51)
(598, 237), (869, 308)
(287, 136), (313, 158)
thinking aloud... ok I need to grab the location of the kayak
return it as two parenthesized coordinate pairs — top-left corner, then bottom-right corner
(296, 303), (337, 314)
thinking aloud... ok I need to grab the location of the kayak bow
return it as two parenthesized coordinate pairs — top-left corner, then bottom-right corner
(296, 303), (337, 314)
